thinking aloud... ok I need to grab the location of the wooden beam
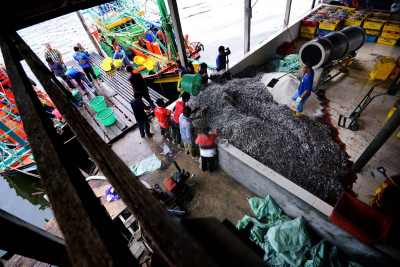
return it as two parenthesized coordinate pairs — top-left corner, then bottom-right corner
(76, 11), (106, 57)
(0, 209), (70, 266)
(0, 33), (137, 267)
(9, 31), (219, 267)
(166, 0), (188, 68)
(244, 0), (251, 54)
(283, 0), (292, 28)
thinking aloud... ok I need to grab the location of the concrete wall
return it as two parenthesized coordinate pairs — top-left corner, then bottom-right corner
(216, 140), (395, 267)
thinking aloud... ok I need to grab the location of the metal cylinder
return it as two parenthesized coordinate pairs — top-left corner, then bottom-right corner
(299, 26), (366, 69)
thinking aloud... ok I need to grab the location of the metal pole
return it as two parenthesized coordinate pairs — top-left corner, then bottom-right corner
(166, 0), (188, 67)
(283, 0), (292, 28)
(311, 0), (316, 9)
(244, 0), (251, 54)
(76, 11), (105, 57)
(352, 107), (400, 173)
(387, 70), (400, 96)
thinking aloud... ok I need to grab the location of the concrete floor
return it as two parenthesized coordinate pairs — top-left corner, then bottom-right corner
(294, 38), (400, 205)
(111, 121), (257, 223)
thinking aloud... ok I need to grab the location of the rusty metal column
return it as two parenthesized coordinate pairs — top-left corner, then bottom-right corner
(166, 0), (188, 67)
(352, 107), (400, 173)
(244, 0), (251, 54)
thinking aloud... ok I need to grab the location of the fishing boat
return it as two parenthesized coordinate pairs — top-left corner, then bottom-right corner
(85, 0), (208, 95)
(0, 69), (66, 176)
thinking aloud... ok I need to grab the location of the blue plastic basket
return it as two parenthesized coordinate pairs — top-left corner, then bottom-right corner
(366, 34), (378, 42)
(316, 28), (333, 36)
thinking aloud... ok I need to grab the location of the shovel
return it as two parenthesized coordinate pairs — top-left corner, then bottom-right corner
(267, 68), (299, 88)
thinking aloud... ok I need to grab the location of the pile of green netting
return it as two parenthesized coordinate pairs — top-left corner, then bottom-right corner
(266, 54), (300, 76)
(236, 196), (362, 267)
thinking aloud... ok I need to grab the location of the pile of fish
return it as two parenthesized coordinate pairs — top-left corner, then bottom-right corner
(189, 74), (350, 205)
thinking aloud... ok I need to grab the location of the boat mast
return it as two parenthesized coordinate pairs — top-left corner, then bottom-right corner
(157, 0), (178, 59)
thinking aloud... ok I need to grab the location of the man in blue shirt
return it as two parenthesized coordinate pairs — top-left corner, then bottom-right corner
(216, 46), (231, 72)
(73, 46), (100, 86)
(62, 68), (95, 94)
(130, 92), (154, 138)
(46, 57), (66, 78)
(179, 106), (201, 159)
(291, 63), (314, 116)
(176, 60), (185, 74)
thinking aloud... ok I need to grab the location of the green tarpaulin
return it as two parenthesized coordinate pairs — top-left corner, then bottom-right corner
(130, 154), (161, 176)
(236, 196), (362, 267)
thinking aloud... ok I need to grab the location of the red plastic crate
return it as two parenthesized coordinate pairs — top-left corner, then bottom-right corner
(329, 192), (392, 243)
(276, 42), (294, 55)
(302, 18), (319, 28)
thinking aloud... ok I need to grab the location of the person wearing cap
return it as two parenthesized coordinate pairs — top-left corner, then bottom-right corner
(195, 125), (218, 172)
(113, 45), (131, 70)
(154, 98), (172, 141)
(130, 92), (154, 138)
(291, 62), (314, 116)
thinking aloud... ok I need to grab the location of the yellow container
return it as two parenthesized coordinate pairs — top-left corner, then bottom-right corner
(388, 107), (397, 118)
(101, 62), (112, 71)
(144, 61), (154, 71)
(134, 56), (145, 65)
(344, 17), (364, 27)
(113, 59), (123, 67)
(381, 31), (400, 38)
(319, 19), (339, 31)
(300, 32), (315, 39)
(145, 57), (157, 67)
(103, 57), (113, 66)
(300, 26), (317, 34)
(369, 57), (396, 80)
(363, 19), (384, 30)
(192, 62), (200, 73)
(365, 29), (381, 36)
(389, 57), (400, 79)
(377, 36), (399, 46)
(383, 22), (400, 32)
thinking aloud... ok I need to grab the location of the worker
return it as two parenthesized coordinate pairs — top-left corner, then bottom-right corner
(171, 92), (199, 148)
(176, 60), (185, 74)
(154, 28), (165, 45)
(130, 92), (154, 138)
(62, 68), (95, 94)
(46, 57), (66, 78)
(179, 106), (201, 160)
(291, 62), (314, 116)
(137, 37), (147, 50)
(77, 43), (89, 56)
(186, 63), (195, 75)
(198, 62), (209, 86)
(126, 65), (155, 110)
(195, 125), (218, 172)
(113, 46), (132, 70)
(45, 44), (66, 69)
(154, 98), (172, 142)
(216, 46), (231, 72)
(73, 46), (100, 85)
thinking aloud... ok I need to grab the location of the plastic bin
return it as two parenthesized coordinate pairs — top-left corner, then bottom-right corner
(316, 28), (333, 36)
(181, 74), (202, 96)
(319, 19), (340, 31)
(134, 56), (145, 65)
(381, 31), (400, 38)
(300, 32), (315, 39)
(113, 59), (123, 67)
(276, 42), (294, 55)
(343, 17), (364, 27)
(328, 192), (392, 243)
(363, 19), (384, 30)
(365, 29), (381, 36)
(145, 33), (154, 42)
(300, 26), (317, 34)
(93, 65), (100, 77)
(370, 57), (396, 80)
(366, 34), (378, 42)
(377, 37), (399, 46)
(383, 21), (400, 32)
(88, 96), (107, 112)
(101, 62), (111, 71)
(71, 89), (82, 101)
(96, 108), (116, 126)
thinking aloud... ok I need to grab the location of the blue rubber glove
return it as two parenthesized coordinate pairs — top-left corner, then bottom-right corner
(295, 97), (302, 104)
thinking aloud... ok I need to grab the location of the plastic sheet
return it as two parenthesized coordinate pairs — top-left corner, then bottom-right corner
(130, 154), (161, 176)
(266, 54), (301, 76)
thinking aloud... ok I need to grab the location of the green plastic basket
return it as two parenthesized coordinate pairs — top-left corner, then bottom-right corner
(96, 108), (116, 126)
(181, 74), (202, 96)
(71, 89), (82, 101)
(88, 96), (107, 112)
(93, 65), (101, 77)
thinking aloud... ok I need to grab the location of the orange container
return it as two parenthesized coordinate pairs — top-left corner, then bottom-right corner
(130, 47), (146, 58)
(145, 42), (154, 53)
(152, 42), (162, 55)
(133, 66), (146, 73)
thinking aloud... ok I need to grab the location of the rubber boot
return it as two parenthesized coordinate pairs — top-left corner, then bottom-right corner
(295, 112), (301, 116)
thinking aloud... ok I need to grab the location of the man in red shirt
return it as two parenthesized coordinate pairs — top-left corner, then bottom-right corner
(154, 99), (172, 141)
(171, 92), (199, 148)
(195, 124), (218, 172)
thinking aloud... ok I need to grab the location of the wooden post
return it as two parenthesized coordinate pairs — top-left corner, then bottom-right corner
(0, 209), (71, 266)
(76, 11), (106, 57)
(0, 33), (137, 267)
(283, 0), (292, 28)
(7, 31), (220, 267)
(244, 0), (251, 54)
(166, 0), (188, 68)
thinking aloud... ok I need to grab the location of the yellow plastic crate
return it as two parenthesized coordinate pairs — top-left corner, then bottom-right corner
(383, 22), (400, 32)
(377, 36), (399, 46)
(319, 19), (340, 31)
(389, 57), (400, 79)
(388, 107), (397, 118)
(344, 17), (364, 26)
(365, 29), (381, 36)
(381, 31), (400, 39)
(369, 57), (396, 80)
(300, 32), (315, 39)
(363, 19), (384, 30)
(300, 26), (317, 34)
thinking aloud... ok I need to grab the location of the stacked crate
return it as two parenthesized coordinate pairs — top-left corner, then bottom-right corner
(378, 13), (400, 45)
(363, 11), (386, 42)
(300, 13), (325, 39)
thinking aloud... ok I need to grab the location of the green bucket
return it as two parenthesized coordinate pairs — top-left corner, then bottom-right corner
(71, 89), (82, 101)
(181, 74), (202, 96)
(88, 96), (107, 112)
(96, 108), (116, 126)
(93, 65), (101, 77)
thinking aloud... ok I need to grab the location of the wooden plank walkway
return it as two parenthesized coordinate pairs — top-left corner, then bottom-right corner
(65, 53), (169, 143)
